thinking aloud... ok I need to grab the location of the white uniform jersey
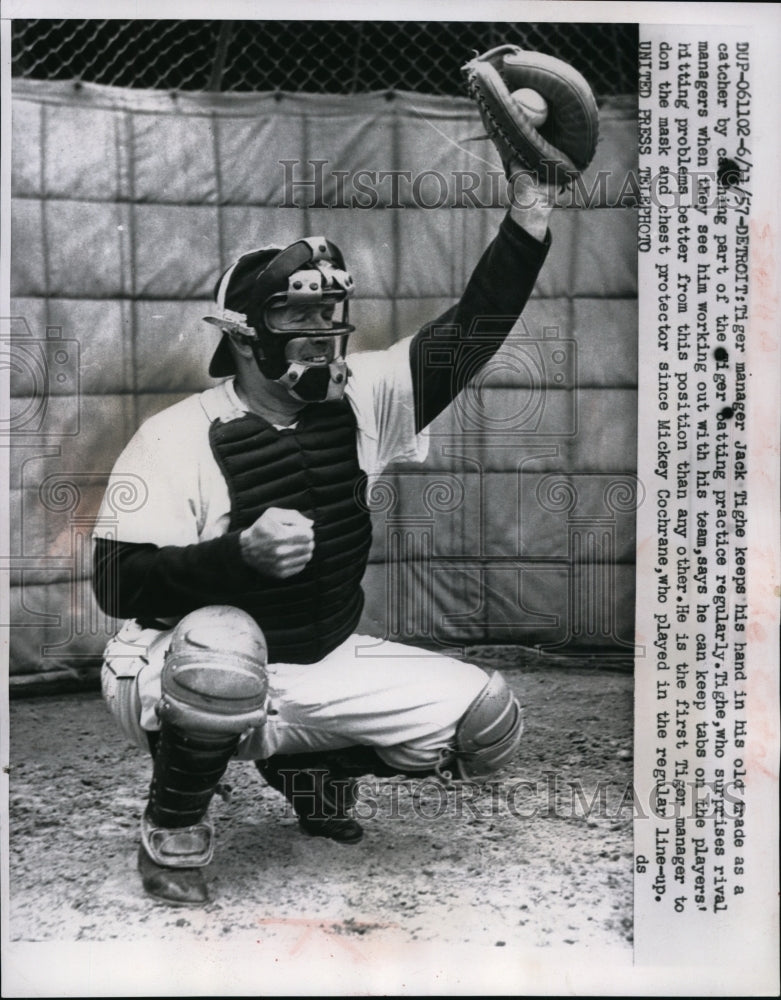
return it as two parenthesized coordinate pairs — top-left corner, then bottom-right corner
(95, 335), (489, 768)
(93, 335), (428, 547)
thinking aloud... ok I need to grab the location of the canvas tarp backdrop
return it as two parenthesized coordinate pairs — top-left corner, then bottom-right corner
(8, 80), (638, 691)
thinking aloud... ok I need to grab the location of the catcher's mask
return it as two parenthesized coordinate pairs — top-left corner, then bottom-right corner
(204, 237), (355, 402)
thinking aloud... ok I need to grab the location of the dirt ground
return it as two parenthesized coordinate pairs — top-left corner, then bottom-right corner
(6, 648), (633, 990)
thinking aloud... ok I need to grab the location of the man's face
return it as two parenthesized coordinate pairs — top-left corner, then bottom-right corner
(268, 302), (342, 366)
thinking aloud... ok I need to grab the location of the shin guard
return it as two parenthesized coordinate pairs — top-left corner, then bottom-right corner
(143, 722), (239, 867)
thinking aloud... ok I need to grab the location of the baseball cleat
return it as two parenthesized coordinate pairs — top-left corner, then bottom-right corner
(255, 754), (365, 844)
(297, 814), (364, 843)
(137, 845), (210, 906)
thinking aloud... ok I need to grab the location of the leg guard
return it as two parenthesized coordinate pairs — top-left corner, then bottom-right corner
(139, 722), (237, 903)
(142, 606), (268, 871)
(451, 671), (523, 781)
(157, 605), (268, 735)
(256, 752), (364, 844)
(143, 722), (239, 867)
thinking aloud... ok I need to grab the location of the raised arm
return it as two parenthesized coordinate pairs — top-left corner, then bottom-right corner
(409, 174), (555, 432)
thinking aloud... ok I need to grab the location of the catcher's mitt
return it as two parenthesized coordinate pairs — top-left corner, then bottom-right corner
(462, 45), (599, 186)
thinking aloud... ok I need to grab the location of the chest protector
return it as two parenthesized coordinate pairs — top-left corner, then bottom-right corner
(209, 401), (373, 664)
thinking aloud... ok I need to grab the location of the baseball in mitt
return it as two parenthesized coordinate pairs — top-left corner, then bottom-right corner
(462, 45), (600, 187)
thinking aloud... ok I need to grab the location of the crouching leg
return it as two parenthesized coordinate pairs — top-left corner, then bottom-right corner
(372, 670), (523, 783)
(140, 606), (268, 905)
(255, 752), (364, 844)
(448, 671), (523, 781)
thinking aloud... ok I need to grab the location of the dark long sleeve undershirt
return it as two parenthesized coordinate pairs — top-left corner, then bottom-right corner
(93, 533), (260, 621)
(410, 212), (550, 432)
(93, 213), (550, 621)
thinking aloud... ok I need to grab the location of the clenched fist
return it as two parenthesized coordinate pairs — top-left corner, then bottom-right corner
(239, 507), (315, 578)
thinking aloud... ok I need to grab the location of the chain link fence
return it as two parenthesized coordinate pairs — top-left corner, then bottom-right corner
(12, 20), (637, 98)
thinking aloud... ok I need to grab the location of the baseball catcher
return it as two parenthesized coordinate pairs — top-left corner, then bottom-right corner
(92, 49), (595, 906)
